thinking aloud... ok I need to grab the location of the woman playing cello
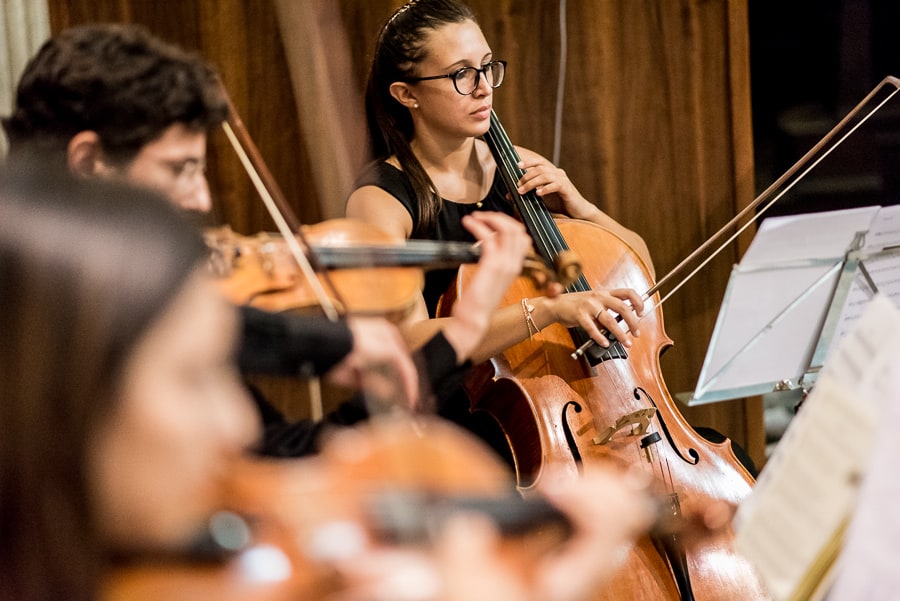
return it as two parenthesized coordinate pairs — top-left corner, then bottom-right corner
(347, 0), (652, 461)
(347, 0), (649, 354)
(347, 3), (767, 599)
(348, 0), (649, 360)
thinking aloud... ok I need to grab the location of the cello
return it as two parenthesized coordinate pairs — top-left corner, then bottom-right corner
(440, 110), (769, 600)
(217, 73), (757, 597)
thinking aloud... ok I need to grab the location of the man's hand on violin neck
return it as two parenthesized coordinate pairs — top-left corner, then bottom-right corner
(326, 317), (420, 412)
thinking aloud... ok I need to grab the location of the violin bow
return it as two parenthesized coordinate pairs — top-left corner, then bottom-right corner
(216, 79), (344, 322)
(217, 79), (355, 420)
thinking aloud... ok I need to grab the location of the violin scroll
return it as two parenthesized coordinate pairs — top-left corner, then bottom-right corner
(521, 250), (580, 293)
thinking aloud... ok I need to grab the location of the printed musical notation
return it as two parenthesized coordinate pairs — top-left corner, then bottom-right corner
(826, 205), (900, 360)
(734, 295), (900, 601)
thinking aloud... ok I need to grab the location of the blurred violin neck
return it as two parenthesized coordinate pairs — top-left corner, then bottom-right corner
(310, 240), (480, 270)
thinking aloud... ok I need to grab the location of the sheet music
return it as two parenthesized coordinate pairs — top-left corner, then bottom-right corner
(862, 204), (900, 251)
(824, 247), (900, 362)
(823, 298), (900, 600)
(825, 369), (900, 599)
(733, 374), (875, 601)
(733, 295), (900, 601)
(819, 293), (900, 389)
(740, 206), (879, 268)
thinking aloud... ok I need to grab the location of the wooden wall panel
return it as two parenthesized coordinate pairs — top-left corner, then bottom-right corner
(46, 0), (764, 467)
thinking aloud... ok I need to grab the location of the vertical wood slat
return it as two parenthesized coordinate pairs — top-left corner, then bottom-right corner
(726, 0), (766, 467)
(273, 0), (368, 219)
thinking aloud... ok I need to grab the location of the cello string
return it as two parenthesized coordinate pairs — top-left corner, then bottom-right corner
(601, 348), (632, 419)
(488, 116), (594, 297)
(488, 111), (707, 530)
(489, 109), (631, 384)
(665, 457), (675, 495)
(486, 112), (633, 416)
(486, 114), (567, 263)
(482, 105), (761, 598)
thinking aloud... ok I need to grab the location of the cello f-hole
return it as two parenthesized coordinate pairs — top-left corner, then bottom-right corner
(561, 401), (584, 473)
(636, 387), (700, 466)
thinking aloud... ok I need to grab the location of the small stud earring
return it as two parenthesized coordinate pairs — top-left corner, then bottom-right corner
(413, 103), (419, 108)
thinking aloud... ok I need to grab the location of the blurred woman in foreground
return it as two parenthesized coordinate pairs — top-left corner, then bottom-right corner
(0, 170), (259, 600)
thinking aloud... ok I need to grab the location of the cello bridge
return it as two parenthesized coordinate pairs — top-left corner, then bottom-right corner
(592, 408), (658, 445)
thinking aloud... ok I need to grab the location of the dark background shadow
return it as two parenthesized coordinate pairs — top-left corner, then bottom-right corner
(750, 0), (900, 217)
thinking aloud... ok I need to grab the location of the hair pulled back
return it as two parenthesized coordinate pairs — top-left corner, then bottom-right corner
(366, 0), (476, 236)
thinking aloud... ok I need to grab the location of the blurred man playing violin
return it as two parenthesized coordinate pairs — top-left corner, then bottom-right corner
(2, 22), (534, 457)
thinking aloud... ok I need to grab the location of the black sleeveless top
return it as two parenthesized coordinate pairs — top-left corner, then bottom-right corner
(354, 160), (514, 316)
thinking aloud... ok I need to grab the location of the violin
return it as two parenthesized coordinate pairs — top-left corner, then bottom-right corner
(210, 85), (580, 320)
(205, 218), (581, 318)
(100, 417), (578, 601)
(101, 415), (737, 601)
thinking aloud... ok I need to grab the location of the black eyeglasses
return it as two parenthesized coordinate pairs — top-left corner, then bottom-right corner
(405, 60), (506, 96)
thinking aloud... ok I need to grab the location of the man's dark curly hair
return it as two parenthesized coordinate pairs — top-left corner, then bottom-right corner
(2, 23), (228, 168)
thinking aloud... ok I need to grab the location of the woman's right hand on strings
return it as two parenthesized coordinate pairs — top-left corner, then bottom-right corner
(537, 288), (645, 348)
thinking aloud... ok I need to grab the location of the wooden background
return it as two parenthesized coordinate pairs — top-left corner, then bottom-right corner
(48, 0), (764, 468)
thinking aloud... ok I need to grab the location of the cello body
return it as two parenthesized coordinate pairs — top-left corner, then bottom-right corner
(441, 218), (769, 600)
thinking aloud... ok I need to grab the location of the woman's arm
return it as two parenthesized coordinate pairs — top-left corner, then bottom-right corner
(514, 146), (655, 279)
(348, 185), (645, 365)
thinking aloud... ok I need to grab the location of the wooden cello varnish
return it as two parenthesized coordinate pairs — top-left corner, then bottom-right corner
(439, 111), (769, 600)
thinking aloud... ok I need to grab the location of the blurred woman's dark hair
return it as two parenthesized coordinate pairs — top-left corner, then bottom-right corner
(0, 164), (207, 601)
